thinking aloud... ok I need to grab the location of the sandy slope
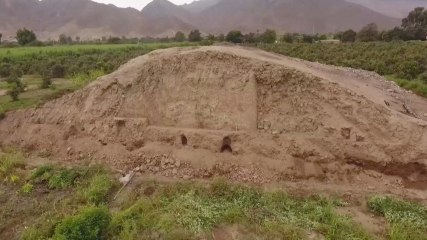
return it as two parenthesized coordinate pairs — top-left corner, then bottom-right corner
(0, 46), (426, 201)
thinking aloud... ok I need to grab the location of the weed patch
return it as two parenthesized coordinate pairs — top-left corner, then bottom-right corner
(368, 196), (427, 240)
(53, 206), (111, 240)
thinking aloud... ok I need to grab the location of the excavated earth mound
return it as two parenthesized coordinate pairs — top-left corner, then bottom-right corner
(1, 46), (427, 199)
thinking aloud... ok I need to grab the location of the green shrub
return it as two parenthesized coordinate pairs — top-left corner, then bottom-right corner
(0, 150), (25, 181)
(368, 196), (427, 240)
(20, 183), (34, 194)
(0, 108), (5, 120)
(82, 174), (115, 205)
(53, 206), (111, 240)
(0, 63), (12, 77)
(51, 64), (65, 78)
(419, 72), (427, 84)
(30, 165), (54, 183)
(48, 168), (84, 189)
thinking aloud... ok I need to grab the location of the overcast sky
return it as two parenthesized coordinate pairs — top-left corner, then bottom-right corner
(92, 0), (194, 10)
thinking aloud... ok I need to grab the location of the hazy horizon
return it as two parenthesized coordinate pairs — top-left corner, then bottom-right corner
(91, 0), (195, 10)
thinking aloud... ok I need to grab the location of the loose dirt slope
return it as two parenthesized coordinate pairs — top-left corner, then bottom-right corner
(1, 46), (427, 200)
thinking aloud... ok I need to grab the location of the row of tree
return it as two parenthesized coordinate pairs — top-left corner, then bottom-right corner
(336, 7), (427, 42)
(2, 7), (426, 46)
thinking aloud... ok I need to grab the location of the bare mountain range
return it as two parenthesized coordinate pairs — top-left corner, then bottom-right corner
(0, 0), (424, 40)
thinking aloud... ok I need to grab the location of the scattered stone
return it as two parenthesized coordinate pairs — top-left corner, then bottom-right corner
(183, 175), (192, 180)
(172, 168), (178, 175)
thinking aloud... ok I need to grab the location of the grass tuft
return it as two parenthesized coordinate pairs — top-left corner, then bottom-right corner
(368, 195), (427, 240)
(53, 206), (111, 240)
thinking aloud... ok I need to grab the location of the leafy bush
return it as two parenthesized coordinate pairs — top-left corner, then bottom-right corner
(368, 196), (427, 240)
(51, 64), (65, 78)
(0, 63), (12, 77)
(48, 168), (84, 189)
(82, 173), (115, 205)
(53, 206), (111, 240)
(0, 150), (25, 182)
(20, 183), (34, 194)
(0, 108), (5, 120)
(30, 165), (54, 183)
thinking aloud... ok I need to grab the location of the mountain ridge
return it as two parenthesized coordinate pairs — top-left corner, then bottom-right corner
(0, 0), (408, 40)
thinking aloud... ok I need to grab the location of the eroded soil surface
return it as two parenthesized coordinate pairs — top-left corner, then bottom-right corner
(1, 46), (426, 203)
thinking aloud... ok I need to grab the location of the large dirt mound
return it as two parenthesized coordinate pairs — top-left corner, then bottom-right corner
(1, 46), (427, 197)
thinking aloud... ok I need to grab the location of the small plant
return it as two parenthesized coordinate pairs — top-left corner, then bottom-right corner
(0, 107), (5, 120)
(0, 150), (25, 181)
(48, 168), (83, 189)
(41, 70), (52, 89)
(81, 173), (115, 205)
(53, 206), (111, 240)
(31, 165), (54, 183)
(368, 195), (427, 240)
(7, 84), (21, 101)
(51, 64), (65, 78)
(21, 183), (34, 194)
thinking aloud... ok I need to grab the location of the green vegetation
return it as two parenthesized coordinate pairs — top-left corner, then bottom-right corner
(16, 28), (37, 46)
(108, 181), (372, 240)
(53, 206), (111, 240)
(368, 196), (427, 240)
(0, 42), (195, 113)
(81, 173), (116, 205)
(260, 41), (427, 97)
(0, 149), (25, 183)
(1, 149), (426, 239)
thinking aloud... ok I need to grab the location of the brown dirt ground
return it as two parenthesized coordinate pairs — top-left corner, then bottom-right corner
(0, 45), (426, 203)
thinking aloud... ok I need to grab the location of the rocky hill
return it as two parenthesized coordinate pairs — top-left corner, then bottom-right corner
(0, 0), (417, 40)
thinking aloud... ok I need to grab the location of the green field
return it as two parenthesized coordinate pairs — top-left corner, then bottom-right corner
(0, 43), (196, 114)
(259, 41), (427, 97)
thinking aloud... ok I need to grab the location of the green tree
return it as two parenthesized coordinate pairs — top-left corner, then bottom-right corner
(302, 34), (314, 43)
(16, 28), (37, 45)
(357, 23), (379, 42)
(206, 34), (216, 41)
(243, 32), (257, 43)
(174, 31), (186, 42)
(226, 30), (243, 43)
(7, 75), (24, 101)
(282, 33), (294, 43)
(340, 29), (357, 42)
(41, 71), (52, 89)
(59, 34), (69, 44)
(402, 7), (427, 40)
(259, 29), (277, 43)
(217, 33), (225, 42)
(188, 29), (202, 42)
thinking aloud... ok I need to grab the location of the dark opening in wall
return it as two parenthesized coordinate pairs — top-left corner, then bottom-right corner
(181, 134), (188, 146)
(220, 136), (232, 153)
